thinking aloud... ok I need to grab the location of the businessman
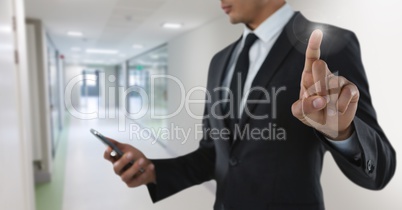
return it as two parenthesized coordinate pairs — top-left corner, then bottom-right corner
(104, 0), (396, 209)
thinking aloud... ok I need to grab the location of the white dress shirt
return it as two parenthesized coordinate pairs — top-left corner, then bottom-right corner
(222, 3), (359, 156)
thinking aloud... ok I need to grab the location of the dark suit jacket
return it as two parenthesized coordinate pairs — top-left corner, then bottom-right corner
(146, 12), (396, 210)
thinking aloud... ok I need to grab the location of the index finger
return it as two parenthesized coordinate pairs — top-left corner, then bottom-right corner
(303, 29), (323, 74)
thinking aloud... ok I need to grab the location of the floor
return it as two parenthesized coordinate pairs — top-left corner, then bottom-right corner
(35, 116), (70, 210)
(36, 98), (215, 210)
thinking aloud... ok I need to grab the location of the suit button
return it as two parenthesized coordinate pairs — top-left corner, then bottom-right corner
(367, 160), (375, 173)
(230, 157), (238, 166)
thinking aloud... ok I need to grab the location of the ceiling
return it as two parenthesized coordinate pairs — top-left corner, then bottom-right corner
(25, 0), (224, 65)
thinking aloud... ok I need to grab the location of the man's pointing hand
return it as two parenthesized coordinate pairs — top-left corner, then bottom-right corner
(291, 29), (360, 140)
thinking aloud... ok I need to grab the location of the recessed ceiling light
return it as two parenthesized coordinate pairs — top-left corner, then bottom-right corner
(150, 54), (159, 59)
(67, 31), (83, 37)
(162, 23), (182, 29)
(86, 49), (118, 54)
(71, 47), (81, 52)
(83, 59), (105, 64)
(132, 44), (144, 49)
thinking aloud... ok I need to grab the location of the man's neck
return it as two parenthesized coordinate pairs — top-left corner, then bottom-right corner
(246, 1), (286, 30)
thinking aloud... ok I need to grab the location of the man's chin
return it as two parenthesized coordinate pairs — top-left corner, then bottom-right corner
(228, 17), (242, 25)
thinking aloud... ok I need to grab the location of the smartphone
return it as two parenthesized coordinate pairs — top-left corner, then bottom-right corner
(90, 128), (124, 157)
(90, 129), (143, 173)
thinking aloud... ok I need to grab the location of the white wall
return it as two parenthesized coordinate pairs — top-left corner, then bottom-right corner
(167, 16), (242, 155)
(26, 19), (53, 182)
(93, 65), (118, 114)
(165, 0), (402, 209)
(58, 55), (66, 128)
(26, 23), (42, 164)
(64, 64), (85, 111)
(0, 0), (35, 209)
(118, 62), (128, 112)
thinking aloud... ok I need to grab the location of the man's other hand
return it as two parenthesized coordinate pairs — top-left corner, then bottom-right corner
(104, 139), (156, 187)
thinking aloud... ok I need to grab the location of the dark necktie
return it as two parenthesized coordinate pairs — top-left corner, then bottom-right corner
(227, 33), (258, 141)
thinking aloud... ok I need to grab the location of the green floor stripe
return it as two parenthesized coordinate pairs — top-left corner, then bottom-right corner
(35, 115), (70, 210)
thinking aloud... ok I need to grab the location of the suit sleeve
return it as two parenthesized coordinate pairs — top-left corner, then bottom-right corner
(317, 32), (396, 190)
(146, 108), (215, 203)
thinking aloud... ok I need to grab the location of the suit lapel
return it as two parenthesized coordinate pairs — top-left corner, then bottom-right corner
(211, 38), (241, 102)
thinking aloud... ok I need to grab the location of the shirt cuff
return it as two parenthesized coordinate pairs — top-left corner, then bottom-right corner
(326, 132), (360, 158)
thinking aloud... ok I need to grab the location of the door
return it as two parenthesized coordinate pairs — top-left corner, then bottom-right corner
(0, 0), (35, 209)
